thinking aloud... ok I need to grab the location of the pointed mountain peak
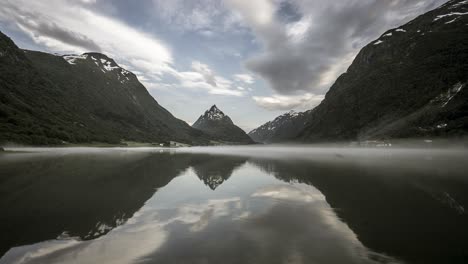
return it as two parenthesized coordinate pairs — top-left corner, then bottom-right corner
(192, 105), (253, 144)
(210, 104), (220, 112)
(203, 104), (227, 121)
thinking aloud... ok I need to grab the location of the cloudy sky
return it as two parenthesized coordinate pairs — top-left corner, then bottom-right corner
(0, 0), (447, 131)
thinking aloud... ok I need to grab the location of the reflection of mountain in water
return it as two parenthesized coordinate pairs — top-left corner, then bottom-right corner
(250, 158), (468, 264)
(2, 151), (468, 264)
(191, 156), (247, 190)
(0, 152), (194, 256)
(0, 152), (248, 256)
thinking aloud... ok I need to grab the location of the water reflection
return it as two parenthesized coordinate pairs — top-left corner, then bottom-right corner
(0, 151), (191, 255)
(0, 147), (467, 264)
(250, 158), (468, 264)
(190, 155), (247, 190)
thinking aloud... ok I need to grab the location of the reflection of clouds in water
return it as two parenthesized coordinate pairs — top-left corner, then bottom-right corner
(1, 197), (247, 264)
(252, 184), (325, 203)
(136, 184), (398, 264)
(1, 165), (399, 264)
(0, 240), (80, 264)
(0, 215), (169, 264)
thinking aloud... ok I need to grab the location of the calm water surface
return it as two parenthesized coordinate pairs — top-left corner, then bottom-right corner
(0, 146), (467, 264)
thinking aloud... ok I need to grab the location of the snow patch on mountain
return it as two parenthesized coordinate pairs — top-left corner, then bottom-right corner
(434, 11), (468, 22)
(430, 82), (465, 107)
(63, 54), (88, 65)
(203, 105), (226, 121)
(249, 110), (305, 143)
(63, 53), (133, 84)
(450, 0), (468, 9)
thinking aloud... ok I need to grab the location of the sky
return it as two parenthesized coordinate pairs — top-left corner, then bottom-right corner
(0, 0), (448, 132)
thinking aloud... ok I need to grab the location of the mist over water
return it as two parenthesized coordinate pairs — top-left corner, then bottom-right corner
(1, 145), (467, 264)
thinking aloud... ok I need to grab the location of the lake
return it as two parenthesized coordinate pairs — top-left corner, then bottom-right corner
(0, 145), (467, 264)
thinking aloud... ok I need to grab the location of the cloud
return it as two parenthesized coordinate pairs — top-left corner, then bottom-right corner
(0, 0), (173, 78)
(234, 73), (255, 84)
(252, 93), (324, 111)
(151, 0), (242, 34)
(226, 0), (275, 26)
(0, 0), (248, 99)
(191, 61), (218, 87)
(0, 3), (101, 52)
(80, 0), (96, 4)
(227, 0), (447, 95)
(169, 61), (246, 97)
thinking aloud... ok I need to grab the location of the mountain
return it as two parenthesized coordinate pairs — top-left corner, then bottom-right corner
(192, 105), (254, 144)
(248, 110), (307, 143)
(0, 31), (209, 145)
(254, 0), (468, 142)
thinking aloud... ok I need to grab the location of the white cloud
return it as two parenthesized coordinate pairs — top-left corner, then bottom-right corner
(0, 0), (250, 99)
(252, 93), (324, 111)
(80, 0), (96, 4)
(169, 61), (246, 97)
(0, 0), (173, 77)
(191, 61), (218, 87)
(286, 16), (312, 43)
(226, 0), (275, 27)
(234, 73), (255, 84)
(151, 0), (243, 34)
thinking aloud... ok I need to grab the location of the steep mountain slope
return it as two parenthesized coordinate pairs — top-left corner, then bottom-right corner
(248, 110), (307, 143)
(192, 105), (254, 144)
(0, 31), (209, 145)
(251, 0), (468, 143)
(295, 0), (468, 141)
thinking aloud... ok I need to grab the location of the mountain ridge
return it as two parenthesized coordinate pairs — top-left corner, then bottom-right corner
(248, 110), (307, 143)
(0, 31), (211, 145)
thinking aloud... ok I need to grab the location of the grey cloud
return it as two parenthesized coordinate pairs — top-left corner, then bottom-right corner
(237, 0), (448, 95)
(0, 2), (101, 52)
(192, 61), (218, 87)
(25, 20), (101, 52)
(152, 0), (234, 33)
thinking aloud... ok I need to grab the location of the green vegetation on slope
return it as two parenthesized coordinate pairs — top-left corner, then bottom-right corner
(0, 31), (210, 145)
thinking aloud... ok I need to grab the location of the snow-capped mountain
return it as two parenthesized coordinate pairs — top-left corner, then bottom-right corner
(192, 105), (254, 144)
(196, 105), (230, 122)
(248, 110), (307, 143)
(63, 52), (134, 85)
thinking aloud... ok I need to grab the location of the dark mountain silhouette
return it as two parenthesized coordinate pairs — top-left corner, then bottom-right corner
(250, 157), (468, 264)
(248, 110), (307, 143)
(0, 31), (210, 145)
(0, 152), (195, 256)
(192, 105), (254, 144)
